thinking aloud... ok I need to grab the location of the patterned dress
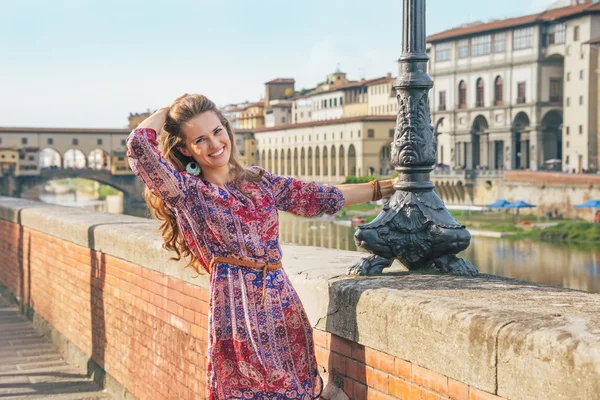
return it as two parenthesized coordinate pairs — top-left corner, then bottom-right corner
(126, 128), (345, 399)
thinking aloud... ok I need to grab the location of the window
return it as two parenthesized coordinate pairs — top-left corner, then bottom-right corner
(574, 26), (579, 41)
(566, 155), (570, 165)
(517, 82), (526, 103)
(549, 78), (563, 102)
(21, 138), (28, 145)
(458, 39), (470, 58)
(579, 125), (583, 134)
(334, 98), (337, 107)
(0, 138), (2, 144)
(47, 138), (53, 145)
(494, 76), (503, 105)
(513, 27), (534, 50)
(121, 139), (126, 146)
(439, 91), (446, 110)
(28, 155), (34, 161)
(566, 141), (570, 148)
(547, 23), (566, 45)
(72, 138), (78, 145)
(389, 129), (395, 138)
(368, 129), (375, 138)
(580, 70), (584, 80)
(436, 42), (452, 61)
(579, 95), (583, 105)
(567, 97), (570, 106)
(340, 97), (343, 106)
(97, 138), (103, 145)
(358, 130), (361, 137)
(566, 72), (570, 81)
(281, 117), (286, 123)
(476, 78), (484, 107)
(566, 126), (570, 135)
(493, 32), (506, 53)
(471, 35), (491, 56)
(458, 81), (467, 108)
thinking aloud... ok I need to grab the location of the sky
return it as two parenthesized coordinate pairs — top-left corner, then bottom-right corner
(0, 0), (561, 128)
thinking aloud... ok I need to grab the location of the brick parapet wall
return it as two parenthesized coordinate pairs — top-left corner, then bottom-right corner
(0, 197), (598, 400)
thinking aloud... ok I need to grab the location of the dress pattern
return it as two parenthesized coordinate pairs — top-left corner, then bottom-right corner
(126, 128), (345, 399)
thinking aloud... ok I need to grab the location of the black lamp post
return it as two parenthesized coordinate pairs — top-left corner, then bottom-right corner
(349, 0), (478, 276)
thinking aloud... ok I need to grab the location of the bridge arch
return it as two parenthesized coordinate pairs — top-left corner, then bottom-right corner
(88, 148), (110, 171)
(39, 148), (62, 169)
(63, 149), (87, 169)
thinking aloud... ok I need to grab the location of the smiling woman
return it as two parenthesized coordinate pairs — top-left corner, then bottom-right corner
(126, 93), (393, 399)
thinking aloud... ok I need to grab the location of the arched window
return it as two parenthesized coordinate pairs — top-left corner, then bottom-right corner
(458, 81), (467, 109)
(494, 76), (503, 105)
(476, 78), (484, 107)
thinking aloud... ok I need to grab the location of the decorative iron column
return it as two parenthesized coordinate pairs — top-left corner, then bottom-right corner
(348, 0), (478, 276)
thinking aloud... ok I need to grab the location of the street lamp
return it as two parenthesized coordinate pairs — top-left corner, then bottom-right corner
(349, 0), (478, 276)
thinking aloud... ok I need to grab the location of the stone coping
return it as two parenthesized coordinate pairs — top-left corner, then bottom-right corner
(1, 196), (599, 399)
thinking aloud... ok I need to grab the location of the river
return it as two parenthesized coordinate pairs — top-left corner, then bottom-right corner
(277, 213), (600, 294)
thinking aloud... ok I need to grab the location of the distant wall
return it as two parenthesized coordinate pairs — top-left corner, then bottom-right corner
(0, 196), (599, 400)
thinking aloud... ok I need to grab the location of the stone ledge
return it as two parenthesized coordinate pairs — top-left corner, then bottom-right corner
(1, 196), (599, 399)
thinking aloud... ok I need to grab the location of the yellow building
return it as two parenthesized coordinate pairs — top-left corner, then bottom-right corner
(111, 151), (133, 175)
(128, 110), (153, 130)
(239, 102), (265, 129)
(254, 115), (397, 184)
(0, 148), (20, 177)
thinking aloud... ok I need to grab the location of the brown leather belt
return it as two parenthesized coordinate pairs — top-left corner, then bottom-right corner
(208, 256), (283, 301)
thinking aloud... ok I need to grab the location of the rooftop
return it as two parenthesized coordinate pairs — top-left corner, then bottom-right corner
(427, 0), (600, 42)
(265, 78), (295, 84)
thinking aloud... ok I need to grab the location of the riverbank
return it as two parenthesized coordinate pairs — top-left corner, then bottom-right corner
(339, 204), (600, 245)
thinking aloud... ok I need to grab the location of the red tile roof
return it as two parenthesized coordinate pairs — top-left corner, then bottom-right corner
(427, 1), (600, 43)
(253, 115), (396, 133)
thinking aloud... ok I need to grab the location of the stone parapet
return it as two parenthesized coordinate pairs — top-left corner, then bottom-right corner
(0, 196), (598, 400)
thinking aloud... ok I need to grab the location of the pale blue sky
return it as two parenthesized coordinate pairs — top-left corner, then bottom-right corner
(1, 0), (557, 128)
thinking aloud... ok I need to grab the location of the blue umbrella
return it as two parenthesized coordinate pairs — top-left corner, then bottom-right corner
(574, 199), (600, 208)
(487, 199), (511, 208)
(505, 200), (536, 209)
(505, 200), (535, 219)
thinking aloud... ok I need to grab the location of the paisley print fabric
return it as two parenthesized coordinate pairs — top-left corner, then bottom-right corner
(127, 128), (345, 399)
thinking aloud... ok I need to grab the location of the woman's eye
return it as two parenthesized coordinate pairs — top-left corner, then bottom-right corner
(195, 138), (204, 144)
(215, 129), (222, 135)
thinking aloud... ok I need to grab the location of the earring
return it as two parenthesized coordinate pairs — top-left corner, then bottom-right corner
(186, 161), (201, 176)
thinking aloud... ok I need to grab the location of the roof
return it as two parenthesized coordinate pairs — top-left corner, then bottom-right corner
(0, 127), (130, 134)
(427, 1), (600, 43)
(584, 36), (600, 44)
(271, 103), (292, 108)
(298, 76), (390, 98)
(265, 78), (295, 84)
(253, 115), (396, 133)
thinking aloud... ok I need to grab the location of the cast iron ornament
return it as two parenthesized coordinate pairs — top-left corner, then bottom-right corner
(348, 0), (478, 276)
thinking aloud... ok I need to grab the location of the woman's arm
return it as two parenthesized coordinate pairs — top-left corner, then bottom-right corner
(126, 107), (192, 207)
(334, 179), (396, 207)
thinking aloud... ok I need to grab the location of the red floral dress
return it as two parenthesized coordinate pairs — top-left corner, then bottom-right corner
(126, 128), (345, 399)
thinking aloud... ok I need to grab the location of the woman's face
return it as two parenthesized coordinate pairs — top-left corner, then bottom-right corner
(179, 111), (231, 172)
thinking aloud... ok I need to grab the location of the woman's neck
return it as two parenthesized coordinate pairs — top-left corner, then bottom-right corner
(202, 165), (233, 188)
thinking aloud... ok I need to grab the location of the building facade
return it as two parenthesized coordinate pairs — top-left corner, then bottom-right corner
(428, 0), (600, 172)
(253, 116), (396, 184)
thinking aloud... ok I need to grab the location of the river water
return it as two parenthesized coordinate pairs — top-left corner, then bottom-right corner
(278, 213), (600, 294)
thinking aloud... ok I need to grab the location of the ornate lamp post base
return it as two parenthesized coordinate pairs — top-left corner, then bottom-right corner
(347, 0), (479, 277)
(348, 190), (478, 275)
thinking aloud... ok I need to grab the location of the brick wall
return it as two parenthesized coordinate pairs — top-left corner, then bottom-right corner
(0, 217), (506, 400)
(314, 330), (503, 400)
(1, 198), (598, 400)
(0, 220), (210, 399)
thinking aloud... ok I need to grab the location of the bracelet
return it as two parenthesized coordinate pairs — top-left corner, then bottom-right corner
(370, 180), (382, 201)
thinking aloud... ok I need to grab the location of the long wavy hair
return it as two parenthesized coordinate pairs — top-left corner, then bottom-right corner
(144, 94), (262, 275)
